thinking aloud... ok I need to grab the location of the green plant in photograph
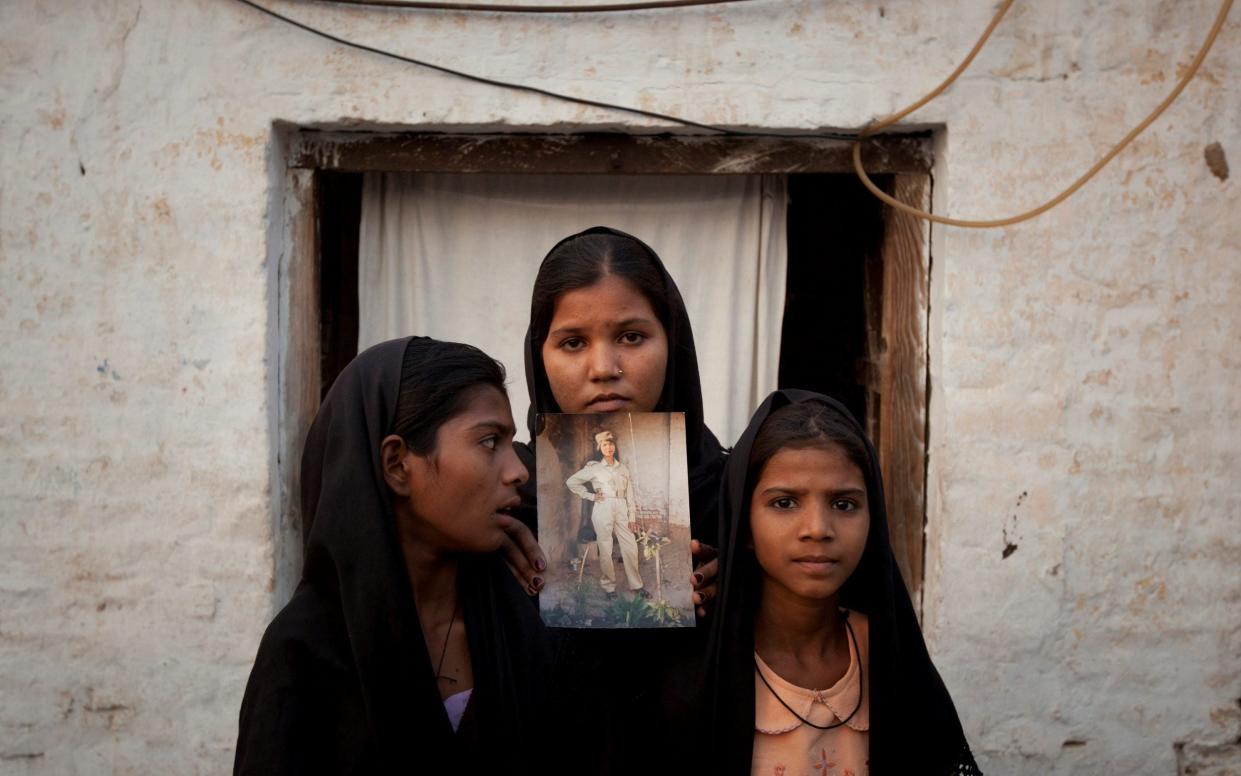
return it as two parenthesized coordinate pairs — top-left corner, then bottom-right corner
(648, 598), (683, 626)
(637, 528), (671, 561)
(601, 593), (657, 628)
(569, 578), (592, 620)
(542, 605), (574, 627)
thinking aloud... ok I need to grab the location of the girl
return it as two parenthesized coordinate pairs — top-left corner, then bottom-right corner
(234, 337), (552, 775)
(512, 226), (727, 773)
(697, 390), (980, 775)
(516, 226), (726, 612)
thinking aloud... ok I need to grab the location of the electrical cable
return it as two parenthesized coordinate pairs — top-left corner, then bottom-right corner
(234, 0), (1233, 229)
(852, 0), (1235, 228)
(859, 0), (1017, 140)
(301, 0), (761, 13)
(230, 0), (856, 141)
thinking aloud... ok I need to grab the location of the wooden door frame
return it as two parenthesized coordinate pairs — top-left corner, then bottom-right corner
(276, 129), (933, 607)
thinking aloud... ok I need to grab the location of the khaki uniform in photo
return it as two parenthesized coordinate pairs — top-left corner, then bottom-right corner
(566, 460), (644, 594)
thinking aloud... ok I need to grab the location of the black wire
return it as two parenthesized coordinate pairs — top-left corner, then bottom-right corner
(230, 0), (858, 142)
(433, 599), (461, 683)
(306, 0), (762, 12)
(754, 611), (863, 731)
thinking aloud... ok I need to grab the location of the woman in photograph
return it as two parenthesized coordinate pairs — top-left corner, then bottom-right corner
(234, 337), (554, 775)
(661, 390), (979, 776)
(517, 226), (725, 613)
(564, 429), (647, 600)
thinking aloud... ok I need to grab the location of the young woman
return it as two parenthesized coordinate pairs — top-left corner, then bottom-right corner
(505, 227), (727, 773)
(516, 226), (727, 612)
(687, 390), (980, 776)
(234, 337), (553, 775)
(565, 429), (648, 600)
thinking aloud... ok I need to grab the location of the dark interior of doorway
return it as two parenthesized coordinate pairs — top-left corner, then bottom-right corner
(779, 174), (888, 426)
(316, 171), (891, 427)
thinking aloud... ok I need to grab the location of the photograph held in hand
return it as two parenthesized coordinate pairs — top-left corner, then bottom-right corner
(536, 412), (695, 629)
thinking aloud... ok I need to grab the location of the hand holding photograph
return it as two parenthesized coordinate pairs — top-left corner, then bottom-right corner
(536, 412), (695, 628)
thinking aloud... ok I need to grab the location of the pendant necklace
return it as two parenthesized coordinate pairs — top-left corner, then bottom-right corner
(754, 611), (863, 731)
(434, 600), (461, 685)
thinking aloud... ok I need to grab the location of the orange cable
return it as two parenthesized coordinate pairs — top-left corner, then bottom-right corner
(860, 0), (1018, 138)
(852, 0), (1235, 228)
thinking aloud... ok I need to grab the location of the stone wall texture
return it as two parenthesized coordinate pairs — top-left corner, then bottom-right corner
(1, 0), (1238, 773)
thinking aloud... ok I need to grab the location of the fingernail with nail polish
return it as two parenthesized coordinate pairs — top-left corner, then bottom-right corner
(693, 573), (704, 585)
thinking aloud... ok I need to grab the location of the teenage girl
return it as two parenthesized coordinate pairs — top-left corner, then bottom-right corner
(691, 390), (980, 776)
(517, 225), (727, 613)
(235, 338), (554, 775)
(509, 227), (729, 773)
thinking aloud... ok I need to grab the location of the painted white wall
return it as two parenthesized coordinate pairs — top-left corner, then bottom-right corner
(1, 0), (1237, 772)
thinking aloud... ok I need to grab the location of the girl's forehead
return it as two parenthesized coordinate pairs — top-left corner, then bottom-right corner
(444, 385), (514, 429)
(550, 275), (658, 323)
(756, 445), (866, 486)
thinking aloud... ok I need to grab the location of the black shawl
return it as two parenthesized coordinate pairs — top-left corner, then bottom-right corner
(510, 227), (728, 774)
(693, 390), (980, 776)
(515, 226), (727, 543)
(234, 337), (550, 775)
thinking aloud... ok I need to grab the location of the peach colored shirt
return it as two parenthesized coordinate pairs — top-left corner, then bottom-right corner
(752, 611), (869, 776)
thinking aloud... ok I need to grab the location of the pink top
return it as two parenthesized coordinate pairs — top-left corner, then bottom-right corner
(752, 612), (869, 776)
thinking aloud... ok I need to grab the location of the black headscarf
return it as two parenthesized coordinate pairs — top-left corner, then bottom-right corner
(508, 227), (729, 774)
(234, 337), (550, 775)
(697, 390), (980, 776)
(515, 226), (727, 543)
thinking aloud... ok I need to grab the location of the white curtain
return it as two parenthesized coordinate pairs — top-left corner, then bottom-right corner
(357, 172), (787, 446)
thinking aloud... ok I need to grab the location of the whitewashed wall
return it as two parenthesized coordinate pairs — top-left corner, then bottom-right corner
(1, 0), (1238, 773)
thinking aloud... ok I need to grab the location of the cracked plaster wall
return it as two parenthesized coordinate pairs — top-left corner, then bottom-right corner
(1, 0), (1238, 773)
